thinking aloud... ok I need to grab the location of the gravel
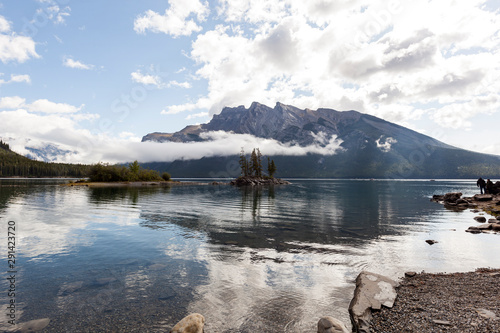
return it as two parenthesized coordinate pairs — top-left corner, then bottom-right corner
(370, 268), (500, 332)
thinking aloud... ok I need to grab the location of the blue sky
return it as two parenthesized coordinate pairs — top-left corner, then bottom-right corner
(0, 0), (499, 163)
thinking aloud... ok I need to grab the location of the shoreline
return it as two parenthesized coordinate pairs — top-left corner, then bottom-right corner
(62, 180), (229, 187)
(361, 192), (500, 332)
(369, 268), (500, 332)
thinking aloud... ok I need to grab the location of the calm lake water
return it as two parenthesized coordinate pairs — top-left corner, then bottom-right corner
(0, 179), (499, 332)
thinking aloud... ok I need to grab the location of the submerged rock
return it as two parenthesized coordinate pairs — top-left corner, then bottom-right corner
(348, 271), (399, 333)
(317, 316), (349, 333)
(170, 313), (205, 333)
(15, 318), (50, 332)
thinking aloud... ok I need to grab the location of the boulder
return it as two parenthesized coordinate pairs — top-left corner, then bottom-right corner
(477, 223), (492, 230)
(425, 240), (438, 245)
(488, 218), (498, 223)
(466, 227), (481, 234)
(443, 192), (462, 203)
(473, 194), (493, 202)
(474, 216), (487, 223)
(431, 194), (444, 202)
(497, 216), (500, 221)
(491, 223), (500, 231)
(348, 271), (398, 333)
(317, 316), (349, 333)
(170, 313), (205, 333)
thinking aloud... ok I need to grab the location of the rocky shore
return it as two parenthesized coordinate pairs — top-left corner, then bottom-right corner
(229, 176), (291, 186)
(370, 268), (500, 332)
(430, 192), (500, 234)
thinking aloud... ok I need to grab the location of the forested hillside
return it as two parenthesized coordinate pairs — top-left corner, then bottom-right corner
(0, 140), (89, 178)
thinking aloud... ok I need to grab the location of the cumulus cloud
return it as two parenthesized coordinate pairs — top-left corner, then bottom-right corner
(0, 15), (39, 63)
(149, 0), (500, 134)
(63, 57), (94, 70)
(0, 96), (26, 109)
(131, 70), (163, 87)
(134, 0), (210, 37)
(0, 96), (84, 114)
(0, 74), (31, 85)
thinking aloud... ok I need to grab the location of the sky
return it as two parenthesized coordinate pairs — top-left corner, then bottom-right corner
(0, 0), (499, 163)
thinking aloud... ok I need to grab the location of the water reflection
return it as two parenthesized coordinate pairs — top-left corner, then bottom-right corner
(0, 180), (499, 332)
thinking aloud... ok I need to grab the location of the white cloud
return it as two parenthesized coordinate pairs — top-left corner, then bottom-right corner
(0, 74), (31, 85)
(63, 57), (94, 70)
(154, 0), (500, 134)
(33, 2), (71, 24)
(134, 0), (210, 37)
(0, 96), (26, 109)
(168, 80), (192, 89)
(131, 70), (162, 87)
(0, 96), (84, 114)
(0, 15), (10, 32)
(376, 136), (397, 152)
(27, 99), (84, 114)
(0, 16), (39, 63)
(430, 93), (500, 129)
(9, 74), (31, 84)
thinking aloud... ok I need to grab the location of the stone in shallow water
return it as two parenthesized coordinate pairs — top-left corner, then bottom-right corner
(474, 216), (487, 223)
(317, 316), (349, 333)
(170, 313), (205, 333)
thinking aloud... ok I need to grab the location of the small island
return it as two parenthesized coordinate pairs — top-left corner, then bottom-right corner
(65, 161), (176, 187)
(230, 148), (290, 186)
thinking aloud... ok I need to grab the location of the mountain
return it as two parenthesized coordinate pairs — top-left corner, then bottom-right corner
(0, 140), (89, 178)
(142, 102), (500, 178)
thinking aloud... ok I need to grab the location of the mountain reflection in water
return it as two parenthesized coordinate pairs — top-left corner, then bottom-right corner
(0, 179), (499, 332)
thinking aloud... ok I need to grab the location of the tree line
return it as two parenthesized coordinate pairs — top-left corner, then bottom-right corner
(88, 161), (170, 182)
(0, 140), (172, 180)
(0, 140), (89, 178)
(239, 148), (277, 178)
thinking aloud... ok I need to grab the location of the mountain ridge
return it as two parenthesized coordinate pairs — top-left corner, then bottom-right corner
(141, 102), (500, 178)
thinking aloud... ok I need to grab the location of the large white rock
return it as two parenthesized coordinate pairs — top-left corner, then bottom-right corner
(348, 271), (399, 332)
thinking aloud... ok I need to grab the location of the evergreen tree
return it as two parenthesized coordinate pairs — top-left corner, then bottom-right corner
(250, 148), (258, 177)
(267, 157), (277, 178)
(239, 148), (249, 177)
(256, 148), (262, 177)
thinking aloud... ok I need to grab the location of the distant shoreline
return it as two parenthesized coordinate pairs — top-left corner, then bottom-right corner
(62, 180), (228, 187)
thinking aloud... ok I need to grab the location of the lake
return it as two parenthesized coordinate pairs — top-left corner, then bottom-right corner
(0, 179), (499, 332)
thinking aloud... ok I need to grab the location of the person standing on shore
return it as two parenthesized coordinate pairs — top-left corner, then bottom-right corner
(486, 179), (494, 194)
(477, 177), (486, 194)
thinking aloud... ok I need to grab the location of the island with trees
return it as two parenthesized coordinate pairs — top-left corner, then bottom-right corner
(230, 148), (290, 186)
